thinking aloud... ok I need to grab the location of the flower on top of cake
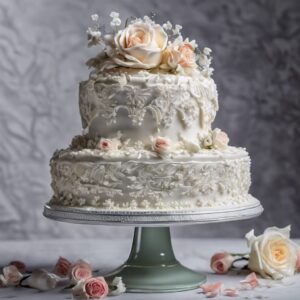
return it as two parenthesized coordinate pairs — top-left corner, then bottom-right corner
(85, 12), (213, 76)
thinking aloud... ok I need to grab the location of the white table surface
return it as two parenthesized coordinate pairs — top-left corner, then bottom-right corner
(0, 237), (299, 300)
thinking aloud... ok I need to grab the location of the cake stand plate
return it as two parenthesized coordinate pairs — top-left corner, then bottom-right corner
(43, 197), (263, 293)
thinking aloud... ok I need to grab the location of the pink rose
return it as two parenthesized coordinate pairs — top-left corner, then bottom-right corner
(98, 138), (120, 152)
(200, 282), (222, 298)
(72, 277), (109, 300)
(1, 265), (23, 287)
(85, 277), (109, 299)
(212, 128), (229, 150)
(240, 272), (258, 290)
(296, 251), (300, 272)
(9, 261), (26, 274)
(53, 256), (72, 277)
(152, 136), (170, 154)
(178, 42), (197, 68)
(70, 260), (92, 283)
(210, 252), (235, 274)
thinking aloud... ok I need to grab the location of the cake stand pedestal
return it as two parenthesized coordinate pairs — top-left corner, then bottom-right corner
(44, 197), (263, 293)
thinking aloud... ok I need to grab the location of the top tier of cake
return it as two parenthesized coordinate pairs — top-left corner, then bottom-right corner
(79, 69), (218, 146)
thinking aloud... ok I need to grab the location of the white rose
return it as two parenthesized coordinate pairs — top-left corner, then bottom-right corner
(246, 226), (299, 279)
(111, 21), (168, 69)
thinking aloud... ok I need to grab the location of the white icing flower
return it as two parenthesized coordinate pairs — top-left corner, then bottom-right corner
(109, 12), (121, 27)
(246, 226), (299, 279)
(108, 21), (168, 69)
(203, 135), (213, 149)
(91, 14), (99, 22)
(172, 24), (182, 35)
(87, 27), (101, 47)
(212, 128), (229, 150)
(203, 47), (212, 56)
(162, 21), (172, 30)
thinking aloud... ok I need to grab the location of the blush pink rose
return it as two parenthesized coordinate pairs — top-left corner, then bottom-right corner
(178, 42), (197, 68)
(200, 282), (222, 298)
(212, 128), (229, 150)
(98, 138), (120, 152)
(2, 265), (23, 287)
(240, 272), (258, 290)
(9, 261), (26, 274)
(210, 252), (235, 274)
(152, 137), (170, 154)
(85, 277), (109, 299)
(53, 256), (72, 277)
(70, 260), (92, 283)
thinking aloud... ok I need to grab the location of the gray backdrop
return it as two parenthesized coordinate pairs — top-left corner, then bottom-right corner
(0, 0), (299, 240)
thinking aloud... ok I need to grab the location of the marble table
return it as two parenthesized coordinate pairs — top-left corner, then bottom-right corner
(0, 237), (299, 299)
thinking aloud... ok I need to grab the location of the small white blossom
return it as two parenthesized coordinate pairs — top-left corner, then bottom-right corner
(110, 11), (119, 18)
(110, 17), (121, 27)
(172, 24), (182, 35)
(91, 14), (99, 22)
(109, 277), (126, 296)
(189, 39), (198, 49)
(143, 15), (155, 25)
(203, 47), (212, 56)
(87, 27), (101, 47)
(162, 21), (172, 30)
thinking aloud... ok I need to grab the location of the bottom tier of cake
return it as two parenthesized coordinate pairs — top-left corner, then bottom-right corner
(49, 146), (254, 211)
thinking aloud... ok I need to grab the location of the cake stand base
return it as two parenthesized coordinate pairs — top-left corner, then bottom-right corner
(105, 227), (205, 293)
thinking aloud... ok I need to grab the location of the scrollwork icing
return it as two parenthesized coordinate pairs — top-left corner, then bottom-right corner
(50, 152), (251, 211)
(79, 72), (218, 132)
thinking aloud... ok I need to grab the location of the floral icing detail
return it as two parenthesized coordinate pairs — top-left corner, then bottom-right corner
(97, 138), (120, 152)
(151, 136), (171, 156)
(201, 128), (229, 150)
(85, 13), (213, 76)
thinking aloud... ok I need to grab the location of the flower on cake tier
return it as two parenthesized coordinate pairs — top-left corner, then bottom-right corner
(152, 136), (171, 155)
(160, 38), (198, 75)
(246, 225), (299, 279)
(105, 20), (168, 69)
(97, 138), (120, 152)
(212, 128), (229, 150)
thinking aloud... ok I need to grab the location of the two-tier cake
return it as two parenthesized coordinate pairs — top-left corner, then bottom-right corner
(48, 13), (259, 212)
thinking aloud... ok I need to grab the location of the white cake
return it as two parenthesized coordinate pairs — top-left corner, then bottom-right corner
(49, 13), (257, 211)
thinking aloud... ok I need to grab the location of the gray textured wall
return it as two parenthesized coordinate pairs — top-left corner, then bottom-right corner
(0, 0), (299, 240)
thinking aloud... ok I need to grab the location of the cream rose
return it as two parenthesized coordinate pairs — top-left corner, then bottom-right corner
(246, 226), (298, 279)
(111, 21), (168, 69)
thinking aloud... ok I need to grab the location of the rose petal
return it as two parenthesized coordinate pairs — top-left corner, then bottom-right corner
(240, 272), (258, 289)
(223, 288), (239, 297)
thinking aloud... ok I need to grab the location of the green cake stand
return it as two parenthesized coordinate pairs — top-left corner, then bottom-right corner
(44, 197), (263, 293)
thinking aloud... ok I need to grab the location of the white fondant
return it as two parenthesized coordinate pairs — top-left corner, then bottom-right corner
(50, 147), (252, 211)
(79, 69), (218, 145)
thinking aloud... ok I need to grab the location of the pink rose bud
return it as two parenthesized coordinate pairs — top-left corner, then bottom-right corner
(200, 282), (222, 298)
(210, 252), (234, 274)
(70, 260), (92, 283)
(240, 272), (258, 290)
(98, 138), (119, 152)
(9, 261), (26, 274)
(53, 256), (72, 277)
(85, 277), (109, 299)
(152, 137), (170, 154)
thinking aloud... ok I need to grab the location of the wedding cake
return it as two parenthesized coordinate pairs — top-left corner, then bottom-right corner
(48, 13), (258, 212)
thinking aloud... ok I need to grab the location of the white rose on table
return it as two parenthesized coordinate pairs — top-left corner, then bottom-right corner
(246, 225), (299, 279)
(110, 21), (168, 69)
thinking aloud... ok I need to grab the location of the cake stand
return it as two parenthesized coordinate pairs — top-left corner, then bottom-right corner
(44, 196), (263, 293)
